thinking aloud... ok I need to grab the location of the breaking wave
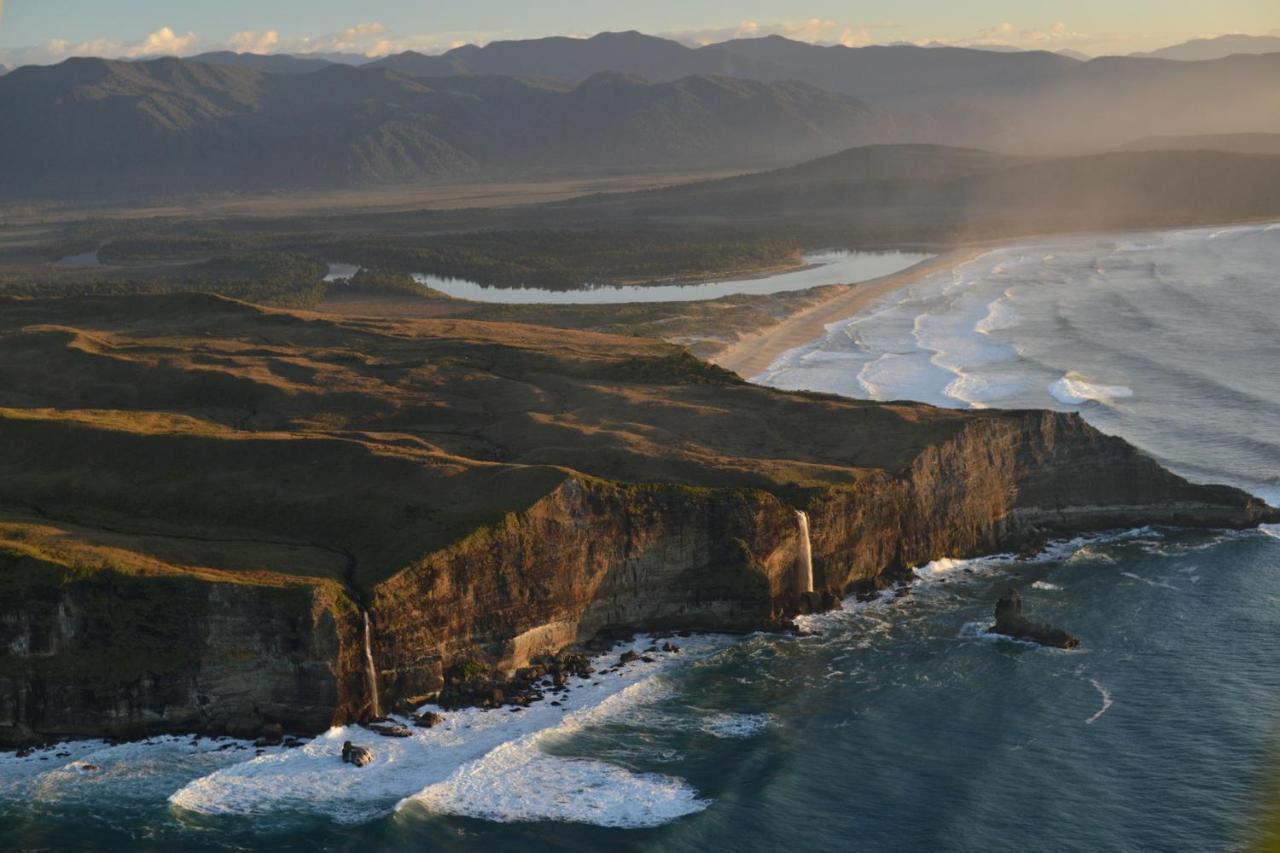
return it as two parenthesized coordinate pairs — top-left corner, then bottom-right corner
(757, 222), (1280, 504)
(1048, 373), (1134, 405)
(171, 637), (725, 827)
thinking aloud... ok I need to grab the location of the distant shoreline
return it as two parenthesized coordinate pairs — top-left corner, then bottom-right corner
(710, 249), (985, 380)
(711, 217), (1280, 381)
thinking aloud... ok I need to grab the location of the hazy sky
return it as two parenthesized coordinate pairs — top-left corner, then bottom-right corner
(0, 0), (1276, 65)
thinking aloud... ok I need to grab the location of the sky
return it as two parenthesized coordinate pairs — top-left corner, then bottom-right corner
(0, 0), (1276, 67)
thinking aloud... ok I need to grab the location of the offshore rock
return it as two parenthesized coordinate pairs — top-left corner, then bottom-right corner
(990, 587), (1079, 649)
(412, 711), (445, 729)
(341, 740), (374, 767)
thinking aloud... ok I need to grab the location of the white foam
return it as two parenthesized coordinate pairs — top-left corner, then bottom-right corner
(698, 713), (774, 739)
(957, 620), (1039, 647)
(405, 736), (707, 828)
(1031, 581), (1062, 591)
(975, 293), (1021, 334)
(0, 736), (273, 806)
(942, 372), (1028, 408)
(1048, 372), (1134, 405)
(1085, 679), (1113, 724)
(915, 296), (1018, 372)
(958, 621), (1082, 653)
(913, 555), (1012, 582)
(792, 588), (896, 635)
(170, 637), (721, 826)
(1064, 546), (1117, 565)
(856, 351), (956, 407)
(1119, 571), (1182, 592)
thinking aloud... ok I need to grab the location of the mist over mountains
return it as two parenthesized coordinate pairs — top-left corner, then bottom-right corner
(1131, 33), (1280, 61)
(535, 144), (1280, 240)
(1, 30), (1277, 202)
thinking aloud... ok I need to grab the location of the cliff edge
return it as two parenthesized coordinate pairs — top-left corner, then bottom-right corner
(0, 294), (1273, 746)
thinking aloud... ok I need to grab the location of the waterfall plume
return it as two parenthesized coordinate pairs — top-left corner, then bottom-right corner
(795, 510), (814, 595)
(362, 611), (381, 719)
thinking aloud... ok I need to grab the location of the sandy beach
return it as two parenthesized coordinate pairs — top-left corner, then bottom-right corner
(710, 249), (984, 379)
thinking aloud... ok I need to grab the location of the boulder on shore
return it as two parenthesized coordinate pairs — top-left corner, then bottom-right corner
(989, 587), (1079, 649)
(341, 740), (374, 767)
(412, 711), (445, 728)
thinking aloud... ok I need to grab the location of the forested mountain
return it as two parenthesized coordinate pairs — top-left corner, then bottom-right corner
(3, 30), (1277, 202)
(0, 57), (892, 199)
(370, 32), (1280, 150)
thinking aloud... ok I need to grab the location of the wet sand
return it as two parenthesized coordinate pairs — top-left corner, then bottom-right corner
(710, 249), (984, 380)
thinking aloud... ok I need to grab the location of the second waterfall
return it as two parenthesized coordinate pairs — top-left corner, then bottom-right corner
(362, 611), (381, 719)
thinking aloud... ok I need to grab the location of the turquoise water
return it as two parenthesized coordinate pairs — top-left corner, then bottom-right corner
(4, 224), (1279, 850)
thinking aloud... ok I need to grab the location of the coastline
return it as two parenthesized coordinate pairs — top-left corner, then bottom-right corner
(710, 248), (985, 380)
(709, 217), (1280, 381)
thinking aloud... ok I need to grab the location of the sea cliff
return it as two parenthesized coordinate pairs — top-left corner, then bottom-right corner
(0, 294), (1273, 746)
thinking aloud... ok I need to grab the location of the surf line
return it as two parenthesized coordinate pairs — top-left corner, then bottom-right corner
(1085, 678), (1112, 724)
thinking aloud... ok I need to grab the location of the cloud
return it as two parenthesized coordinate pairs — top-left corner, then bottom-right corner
(917, 21), (1122, 51)
(665, 18), (896, 48)
(228, 30), (281, 54)
(8, 25), (200, 65)
(0, 20), (503, 66)
(125, 26), (198, 57)
(275, 21), (495, 57)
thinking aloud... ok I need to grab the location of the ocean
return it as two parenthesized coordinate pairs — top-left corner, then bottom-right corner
(3, 224), (1278, 851)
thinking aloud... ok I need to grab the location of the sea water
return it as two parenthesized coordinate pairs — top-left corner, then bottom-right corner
(757, 223), (1280, 505)
(3, 224), (1279, 851)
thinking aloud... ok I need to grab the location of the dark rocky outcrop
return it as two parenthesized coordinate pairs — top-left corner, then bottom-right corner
(989, 587), (1079, 649)
(412, 711), (445, 729)
(341, 740), (373, 767)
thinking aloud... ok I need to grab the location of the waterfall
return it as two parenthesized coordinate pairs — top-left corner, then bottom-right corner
(795, 510), (814, 595)
(362, 611), (381, 719)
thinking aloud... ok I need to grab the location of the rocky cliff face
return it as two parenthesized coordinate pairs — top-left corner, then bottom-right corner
(0, 296), (1274, 747)
(364, 409), (1276, 714)
(2, 409), (1272, 747)
(0, 554), (367, 747)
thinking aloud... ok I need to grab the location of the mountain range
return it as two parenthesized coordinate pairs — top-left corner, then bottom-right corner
(0, 56), (893, 199)
(1131, 33), (1280, 61)
(2, 31), (1278, 202)
(365, 33), (1280, 149)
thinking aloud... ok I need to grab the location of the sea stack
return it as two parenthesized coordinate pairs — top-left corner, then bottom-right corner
(990, 587), (1079, 649)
